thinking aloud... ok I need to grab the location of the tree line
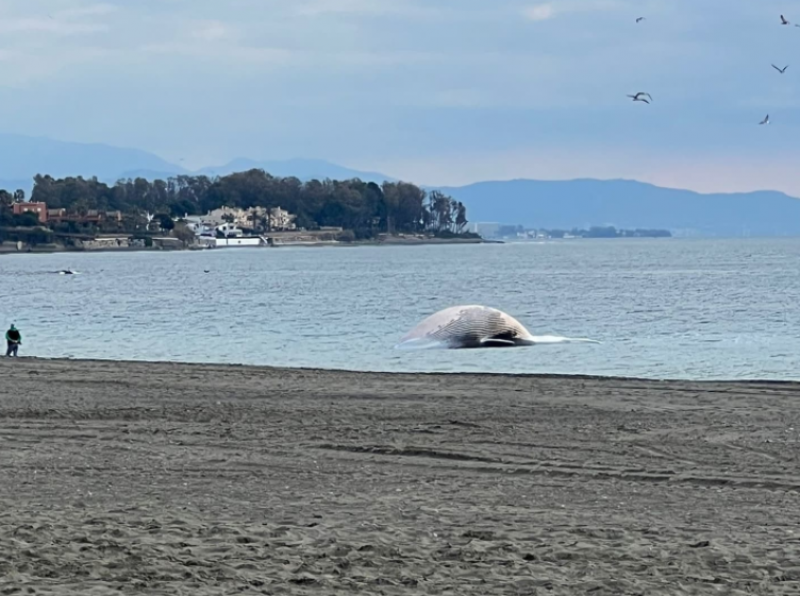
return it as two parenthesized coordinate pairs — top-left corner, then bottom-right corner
(0, 189), (32, 227)
(17, 171), (472, 239)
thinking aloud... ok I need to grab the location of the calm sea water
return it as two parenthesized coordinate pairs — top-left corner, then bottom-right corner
(2, 239), (799, 380)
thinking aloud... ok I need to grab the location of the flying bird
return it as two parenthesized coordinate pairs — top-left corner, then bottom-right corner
(635, 17), (645, 23)
(759, 114), (770, 125)
(781, 15), (789, 25)
(627, 92), (652, 103)
(772, 64), (789, 73)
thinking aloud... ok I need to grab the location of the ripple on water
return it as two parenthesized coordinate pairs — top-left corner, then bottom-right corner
(2, 239), (800, 380)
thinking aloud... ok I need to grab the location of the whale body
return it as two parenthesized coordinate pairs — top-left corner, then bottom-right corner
(396, 305), (538, 349)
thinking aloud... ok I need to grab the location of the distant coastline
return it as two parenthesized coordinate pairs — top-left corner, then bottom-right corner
(0, 170), (481, 253)
(0, 233), (492, 255)
(477, 224), (672, 241)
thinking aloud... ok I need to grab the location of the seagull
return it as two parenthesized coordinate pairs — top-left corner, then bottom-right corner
(772, 64), (789, 73)
(759, 114), (770, 125)
(781, 15), (789, 25)
(627, 92), (652, 103)
(635, 17), (645, 23)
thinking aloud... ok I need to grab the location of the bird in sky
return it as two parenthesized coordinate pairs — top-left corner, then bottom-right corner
(772, 64), (789, 73)
(635, 17), (645, 23)
(780, 15), (789, 25)
(759, 114), (770, 125)
(627, 92), (652, 103)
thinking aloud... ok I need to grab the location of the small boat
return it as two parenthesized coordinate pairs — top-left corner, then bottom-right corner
(58, 269), (79, 275)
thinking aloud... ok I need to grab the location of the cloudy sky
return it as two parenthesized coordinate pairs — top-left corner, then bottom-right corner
(1, 0), (799, 192)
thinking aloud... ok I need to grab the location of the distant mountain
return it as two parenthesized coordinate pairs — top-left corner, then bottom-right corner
(195, 158), (395, 183)
(115, 168), (190, 182)
(438, 178), (800, 237)
(0, 134), (186, 182)
(6, 132), (800, 237)
(0, 134), (189, 196)
(0, 133), (396, 194)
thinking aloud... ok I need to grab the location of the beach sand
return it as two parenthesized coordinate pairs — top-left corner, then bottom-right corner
(1, 358), (799, 594)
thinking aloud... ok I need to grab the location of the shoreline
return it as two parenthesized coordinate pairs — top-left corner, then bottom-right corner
(2, 357), (800, 592)
(0, 236), (495, 255)
(5, 355), (800, 385)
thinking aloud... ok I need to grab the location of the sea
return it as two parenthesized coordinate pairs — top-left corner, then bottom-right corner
(2, 238), (799, 381)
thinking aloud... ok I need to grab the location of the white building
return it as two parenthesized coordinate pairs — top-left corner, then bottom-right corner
(215, 223), (244, 237)
(204, 207), (249, 227)
(200, 206), (296, 230)
(268, 207), (297, 231)
(183, 216), (216, 237)
(189, 206), (298, 234)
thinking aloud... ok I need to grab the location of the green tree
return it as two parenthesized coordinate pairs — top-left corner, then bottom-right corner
(22, 169), (471, 240)
(157, 213), (175, 231)
(172, 223), (196, 246)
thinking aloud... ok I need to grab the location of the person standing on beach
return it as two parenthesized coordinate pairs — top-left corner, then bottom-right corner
(5, 324), (21, 357)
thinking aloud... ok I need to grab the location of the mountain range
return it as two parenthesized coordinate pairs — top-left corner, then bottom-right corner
(2, 133), (800, 237)
(436, 178), (800, 237)
(0, 134), (392, 193)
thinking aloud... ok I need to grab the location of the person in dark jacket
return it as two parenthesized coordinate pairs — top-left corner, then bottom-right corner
(5, 324), (21, 357)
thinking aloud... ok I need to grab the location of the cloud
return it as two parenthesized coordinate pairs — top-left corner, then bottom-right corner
(521, 0), (623, 21)
(190, 21), (235, 41)
(55, 3), (118, 19)
(0, 2), (115, 36)
(140, 42), (293, 65)
(522, 4), (555, 21)
(0, 17), (106, 35)
(0, 46), (119, 88)
(294, 0), (436, 18)
(0, 0), (796, 195)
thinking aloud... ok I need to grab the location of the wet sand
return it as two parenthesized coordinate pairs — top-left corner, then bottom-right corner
(1, 358), (799, 594)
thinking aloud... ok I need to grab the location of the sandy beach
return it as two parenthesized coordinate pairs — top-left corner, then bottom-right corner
(1, 358), (799, 594)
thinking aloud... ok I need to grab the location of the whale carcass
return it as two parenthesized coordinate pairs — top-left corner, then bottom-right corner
(396, 305), (538, 349)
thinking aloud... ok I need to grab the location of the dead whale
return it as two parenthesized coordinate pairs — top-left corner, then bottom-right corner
(396, 305), (538, 349)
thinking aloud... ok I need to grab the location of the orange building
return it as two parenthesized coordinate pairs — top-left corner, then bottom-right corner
(12, 202), (48, 224)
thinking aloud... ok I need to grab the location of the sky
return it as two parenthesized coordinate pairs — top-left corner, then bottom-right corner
(1, 0), (800, 193)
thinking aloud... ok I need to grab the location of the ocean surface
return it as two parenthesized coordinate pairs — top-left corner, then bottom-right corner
(2, 239), (800, 380)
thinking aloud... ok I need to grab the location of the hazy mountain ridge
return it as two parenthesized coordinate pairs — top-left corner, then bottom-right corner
(435, 178), (800, 237)
(194, 158), (395, 183)
(0, 135), (394, 195)
(0, 134), (185, 183)
(3, 133), (800, 236)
